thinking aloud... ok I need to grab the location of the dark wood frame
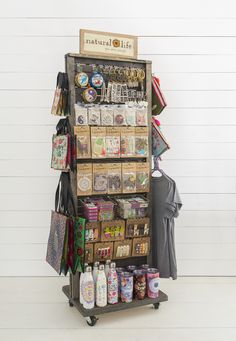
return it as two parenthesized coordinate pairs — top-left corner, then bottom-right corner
(63, 53), (168, 321)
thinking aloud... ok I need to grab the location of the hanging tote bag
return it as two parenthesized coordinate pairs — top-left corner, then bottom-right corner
(46, 173), (72, 274)
(51, 117), (75, 171)
(152, 117), (170, 158)
(51, 72), (70, 116)
(152, 76), (167, 115)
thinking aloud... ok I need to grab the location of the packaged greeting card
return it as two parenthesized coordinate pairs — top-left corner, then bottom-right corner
(100, 105), (114, 126)
(136, 162), (150, 192)
(92, 163), (108, 195)
(74, 103), (88, 125)
(88, 105), (101, 125)
(91, 127), (106, 158)
(125, 102), (136, 126)
(77, 163), (92, 196)
(105, 127), (121, 158)
(107, 163), (122, 194)
(120, 127), (135, 158)
(113, 105), (126, 126)
(122, 163), (136, 193)
(135, 127), (149, 157)
(136, 101), (148, 126)
(74, 126), (91, 159)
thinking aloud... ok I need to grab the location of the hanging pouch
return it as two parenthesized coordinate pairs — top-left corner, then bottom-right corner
(152, 76), (167, 115)
(51, 72), (70, 116)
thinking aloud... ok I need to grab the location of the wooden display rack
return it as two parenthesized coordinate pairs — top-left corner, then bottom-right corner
(62, 53), (168, 326)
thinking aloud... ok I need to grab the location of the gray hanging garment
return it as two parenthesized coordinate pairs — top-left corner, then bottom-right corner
(151, 172), (182, 279)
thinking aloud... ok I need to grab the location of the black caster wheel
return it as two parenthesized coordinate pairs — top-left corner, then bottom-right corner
(69, 300), (74, 307)
(153, 302), (160, 310)
(86, 316), (98, 327)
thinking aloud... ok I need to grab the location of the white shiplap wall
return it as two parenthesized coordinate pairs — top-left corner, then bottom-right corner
(1, 0), (236, 276)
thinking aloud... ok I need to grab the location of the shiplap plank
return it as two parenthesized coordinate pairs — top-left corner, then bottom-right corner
(1, 0), (235, 18)
(1, 125), (236, 145)
(1, 142), (236, 161)
(1, 259), (236, 276)
(0, 193), (236, 210)
(2, 36), (236, 55)
(1, 226), (236, 244)
(3, 55), (236, 73)
(1, 159), (236, 176)
(0, 176), (235, 194)
(0, 177), (59, 193)
(177, 211), (236, 227)
(176, 227), (236, 244)
(2, 18), (236, 36)
(2, 72), (236, 91)
(0, 211), (51, 227)
(161, 108), (236, 126)
(0, 227), (49, 244)
(161, 160), (236, 176)
(0, 107), (235, 126)
(178, 259), (236, 276)
(1, 90), (236, 108)
(177, 243), (236, 260)
(0, 108), (57, 125)
(0, 160), (56, 176)
(176, 177), (236, 194)
(0, 210), (235, 230)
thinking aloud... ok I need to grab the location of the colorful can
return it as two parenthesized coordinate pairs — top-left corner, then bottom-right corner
(120, 272), (133, 303)
(133, 269), (146, 300)
(116, 267), (125, 298)
(126, 265), (137, 273)
(147, 268), (159, 298)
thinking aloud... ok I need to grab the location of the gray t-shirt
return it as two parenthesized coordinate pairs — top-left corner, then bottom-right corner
(151, 172), (182, 279)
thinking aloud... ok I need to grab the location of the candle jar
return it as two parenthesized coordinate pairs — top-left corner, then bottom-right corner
(133, 270), (146, 300)
(147, 268), (159, 298)
(120, 272), (134, 303)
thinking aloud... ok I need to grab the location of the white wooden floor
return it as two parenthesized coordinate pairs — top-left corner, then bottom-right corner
(0, 277), (236, 341)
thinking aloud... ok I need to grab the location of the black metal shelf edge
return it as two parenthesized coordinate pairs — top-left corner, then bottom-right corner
(62, 285), (168, 317)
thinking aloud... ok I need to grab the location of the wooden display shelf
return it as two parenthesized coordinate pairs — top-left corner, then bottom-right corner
(63, 53), (168, 326)
(62, 284), (168, 317)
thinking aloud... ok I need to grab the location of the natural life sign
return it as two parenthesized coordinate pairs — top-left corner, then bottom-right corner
(80, 29), (138, 59)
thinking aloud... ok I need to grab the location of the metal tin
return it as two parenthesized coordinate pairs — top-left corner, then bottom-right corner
(146, 268), (159, 298)
(75, 72), (89, 87)
(82, 87), (97, 103)
(90, 72), (104, 88)
(133, 269), (146, 300)
(120, 272), (133, 303)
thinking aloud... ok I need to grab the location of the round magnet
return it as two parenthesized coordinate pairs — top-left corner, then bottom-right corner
(82, 87), (97, 103)
(90, 72), (104, 88)
(75, 72), (89, 87)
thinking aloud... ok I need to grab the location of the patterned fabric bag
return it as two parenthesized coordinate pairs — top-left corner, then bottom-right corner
(152, 76), (167, 115)
(51, 72), (70, 116)
(46, 173), (85, 275)
(51, 118), (75, 171)
(152, 117), (170, 158)
(46, 211), (68, 274)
